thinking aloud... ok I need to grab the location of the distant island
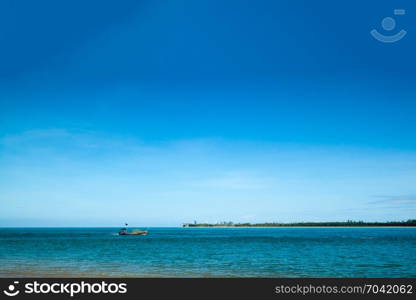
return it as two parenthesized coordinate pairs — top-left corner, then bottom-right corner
(182, 219), (416, 228)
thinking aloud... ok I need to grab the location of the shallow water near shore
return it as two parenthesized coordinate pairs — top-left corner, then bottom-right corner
(0, 227), (415, 277)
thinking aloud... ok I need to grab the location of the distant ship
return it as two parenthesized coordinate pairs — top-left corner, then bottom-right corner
(118, 223), (148, 236)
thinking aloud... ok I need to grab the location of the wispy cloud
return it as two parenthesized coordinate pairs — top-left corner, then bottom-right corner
(369, 195), (416, 205)
(2, 128), (416, 225)
(187, 171), (274, 190)
(0, 128), (140, 150)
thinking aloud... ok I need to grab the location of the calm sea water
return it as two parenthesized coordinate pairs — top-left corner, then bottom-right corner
(0, 228), (415, 277)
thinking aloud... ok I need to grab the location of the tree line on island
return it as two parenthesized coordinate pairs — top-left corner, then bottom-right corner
(182, 219), (416, 227)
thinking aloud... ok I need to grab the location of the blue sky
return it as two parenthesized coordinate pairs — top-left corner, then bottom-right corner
(0, 0), (415, 226)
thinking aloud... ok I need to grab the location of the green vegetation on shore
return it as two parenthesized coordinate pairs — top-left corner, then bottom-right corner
(183, 219), (416, 227)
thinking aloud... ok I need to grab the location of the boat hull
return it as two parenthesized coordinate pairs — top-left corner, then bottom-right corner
(119, 230), (148, 236)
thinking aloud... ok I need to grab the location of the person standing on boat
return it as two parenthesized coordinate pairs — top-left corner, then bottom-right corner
(119, 223), (128, 235)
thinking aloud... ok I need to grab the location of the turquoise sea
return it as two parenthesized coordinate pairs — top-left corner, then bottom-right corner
(0, 228), (415, 277)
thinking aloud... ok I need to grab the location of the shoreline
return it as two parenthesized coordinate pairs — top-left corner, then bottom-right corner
(183, 226), (416, 228)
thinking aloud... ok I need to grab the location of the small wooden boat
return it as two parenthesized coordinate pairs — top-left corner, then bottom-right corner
(118, 227), (148, 236)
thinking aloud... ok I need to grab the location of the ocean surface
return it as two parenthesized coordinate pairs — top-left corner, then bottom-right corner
(0, 227), (415, 277)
